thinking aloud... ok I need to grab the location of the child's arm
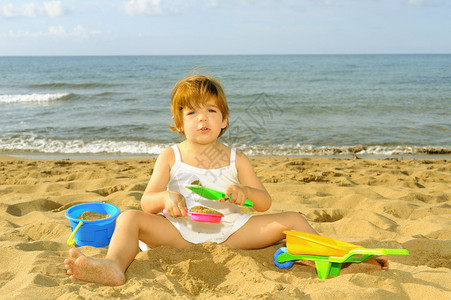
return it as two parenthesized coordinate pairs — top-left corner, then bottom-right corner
(141, 148), (187, 218)
(224, 150), (272, 212)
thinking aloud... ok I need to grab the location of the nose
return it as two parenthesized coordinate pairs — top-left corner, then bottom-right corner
(197, 110), (208, 121)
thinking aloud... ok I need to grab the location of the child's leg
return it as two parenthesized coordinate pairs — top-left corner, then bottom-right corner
(64, 210), (192, 286)
(223, 212), (317, 249)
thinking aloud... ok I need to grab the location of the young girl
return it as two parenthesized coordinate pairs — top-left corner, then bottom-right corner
(64, 75), (387, 286)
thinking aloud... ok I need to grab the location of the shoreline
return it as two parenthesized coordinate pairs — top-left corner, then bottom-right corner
(2, 151), (451, 161)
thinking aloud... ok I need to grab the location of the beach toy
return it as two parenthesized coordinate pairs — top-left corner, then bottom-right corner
(274, 230), (409, 279)
(186, 185), (254, 207)
(285, 230), (363, 256)
(163, 208), (223, 223)
(65, 202), (120, 248)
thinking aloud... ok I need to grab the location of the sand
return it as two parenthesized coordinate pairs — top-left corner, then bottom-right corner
(190, 206), (223, 216)
(0, 155), (450, 299)
(75, 211), (112, 221)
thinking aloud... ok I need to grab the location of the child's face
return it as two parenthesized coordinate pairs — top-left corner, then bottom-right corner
(179, 96), (228, 144)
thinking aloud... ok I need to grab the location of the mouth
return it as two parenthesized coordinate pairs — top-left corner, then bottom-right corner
(198, 127), (210, 132)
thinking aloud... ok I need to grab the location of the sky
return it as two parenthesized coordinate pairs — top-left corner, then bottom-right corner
(0, 0), (450, 56)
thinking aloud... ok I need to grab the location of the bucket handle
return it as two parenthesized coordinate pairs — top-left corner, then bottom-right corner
(67, 221), (83, 246)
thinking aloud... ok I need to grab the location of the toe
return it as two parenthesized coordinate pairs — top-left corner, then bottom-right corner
(69, 248), (83, 259)
(376, 256), (389, 271)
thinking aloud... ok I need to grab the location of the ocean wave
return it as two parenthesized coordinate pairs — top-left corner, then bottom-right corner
(239, 144), (451, 156)
(0, 137), (170, 155)
(0, 93), (73, 103)
(1, 137), (450, 157)
(28, 82), (120, 89)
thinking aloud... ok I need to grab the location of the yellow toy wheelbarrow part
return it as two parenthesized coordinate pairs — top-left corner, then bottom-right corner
(274, 231), (409, 279)
(285, 230), (363, 256)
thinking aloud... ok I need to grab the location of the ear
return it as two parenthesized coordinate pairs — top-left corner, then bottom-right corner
(221, 117), (228, 129)
(172, 115), (183, 133)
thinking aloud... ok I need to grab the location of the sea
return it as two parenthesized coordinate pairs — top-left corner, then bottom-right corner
(0, 54), (450, 159)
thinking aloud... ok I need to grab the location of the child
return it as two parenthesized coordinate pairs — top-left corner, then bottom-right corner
(64, 75), (388, 286)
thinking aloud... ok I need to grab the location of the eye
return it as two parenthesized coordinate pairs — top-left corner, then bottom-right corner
(208, 109), (217, 113)
(186, 111), (195, 115)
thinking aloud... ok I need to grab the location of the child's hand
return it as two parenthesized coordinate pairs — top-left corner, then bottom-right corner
(164, 191), (188, 218)
(223, 185), (248, 206)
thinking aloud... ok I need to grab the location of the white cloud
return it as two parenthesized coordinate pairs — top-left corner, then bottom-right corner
(202, 0), (219, 8)
(405, 0), (443, 6)
(72, 25), (102, 38)
(2, 3), (15, 17)
(124, 0), (162, 16)
(124, 0), (184, 16)
(48, 25), (66, 37)
(6, 25), (101, 39)
(8, 29), (41, 38)
(22, 2), (39, 17)
(73, 25), (87, 37)
(0, 1), (65, 18)
(44, 1), (64, 17)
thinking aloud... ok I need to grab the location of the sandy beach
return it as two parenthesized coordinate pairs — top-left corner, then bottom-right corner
(0, 155), (450, 299)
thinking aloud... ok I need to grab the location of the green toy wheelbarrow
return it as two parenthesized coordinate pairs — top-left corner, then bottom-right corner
(274, 231), (409, 279)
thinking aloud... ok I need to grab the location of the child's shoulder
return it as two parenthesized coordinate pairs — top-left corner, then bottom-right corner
(234, 147), (249, 159)
(156, 146), (176, 167)
(234, 148), (253, 168)
(159, 145), (175, 157)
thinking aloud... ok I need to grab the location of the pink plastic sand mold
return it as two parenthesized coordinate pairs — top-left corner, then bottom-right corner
(162, 209), (223, 223)
(189, 211), (223, 223)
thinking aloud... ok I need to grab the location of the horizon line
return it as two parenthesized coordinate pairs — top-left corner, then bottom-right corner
(1, 53), (450, 58)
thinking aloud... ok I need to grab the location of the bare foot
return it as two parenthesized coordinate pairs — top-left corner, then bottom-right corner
(376, 255), (389, 271)
(363, 255), (389, 271)
(64, 248), (126, 286)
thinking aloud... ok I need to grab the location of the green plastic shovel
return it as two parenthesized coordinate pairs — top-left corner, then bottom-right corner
(186, 185), (254, 207)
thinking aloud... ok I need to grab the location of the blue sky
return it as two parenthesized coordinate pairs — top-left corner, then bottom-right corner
(1, 0), (450, 55)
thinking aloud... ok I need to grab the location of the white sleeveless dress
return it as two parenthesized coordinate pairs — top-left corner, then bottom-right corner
(163, 144), (254, 244)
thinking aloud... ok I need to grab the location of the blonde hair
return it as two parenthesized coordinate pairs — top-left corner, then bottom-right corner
(169, 75), (229, 137)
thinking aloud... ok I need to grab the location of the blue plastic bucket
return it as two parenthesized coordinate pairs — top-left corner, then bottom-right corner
(65, 202), (120, 248)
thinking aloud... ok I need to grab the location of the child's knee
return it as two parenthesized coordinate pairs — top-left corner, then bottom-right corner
(282, 211), (317, 234)
(116, 209), (142, 225)
(283, 211), (309, 226)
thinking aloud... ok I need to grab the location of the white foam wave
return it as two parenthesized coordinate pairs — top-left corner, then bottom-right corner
(0, 137), (169, 155)
(0, 93), (71, 103)
(238, 144), (451, 156)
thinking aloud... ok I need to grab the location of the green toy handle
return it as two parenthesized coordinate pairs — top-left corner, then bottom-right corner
(243, 199), (254, 207)
(224, 194), (253, 207)
(382, 248), (410, 255)
(186, 185), (254, 207)
(67, 220), (83, 246)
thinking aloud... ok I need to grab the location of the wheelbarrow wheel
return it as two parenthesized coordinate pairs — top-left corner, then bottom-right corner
(274, 247), (294, 269)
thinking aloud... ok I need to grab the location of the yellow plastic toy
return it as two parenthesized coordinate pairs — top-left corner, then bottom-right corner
(274, 230), (409, 279)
